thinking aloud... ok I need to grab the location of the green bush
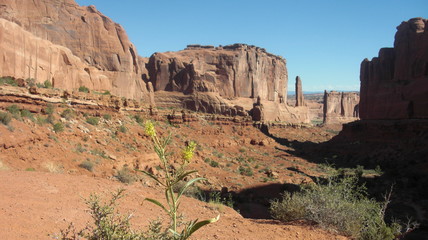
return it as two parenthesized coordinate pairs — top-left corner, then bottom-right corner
(20, 109), (34, 120)
(78, 161), (94, 172)
(0, 112), (12, 125)
(60, 108), (75, 120)
(134, 114), (144, 124)
(6, 104), (21, 119)
(86, 117), (100, 126)
(102, 114), (112, 120)
(270, 177), (402, 240)
(238, 165), (253, 176)
(118, 125), (127, 133)
(37, 80), (53, 88)
(0, 76), (18, 86)
(209, 160), (219, 168)
(78, 86), (90, 93)
(53, 122), (64, 133)
(45, 104), (55, 115)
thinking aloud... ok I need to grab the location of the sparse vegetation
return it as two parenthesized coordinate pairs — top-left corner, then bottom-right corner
(238, 165), (253, 176)
(78, 160), (94, 172)
(86, 117), (100, 126)
(116, 167), (135, 184)
(138, 121), (219, 239)
(37, 80), (53, 88)
(78, 86), (90, 93)
(61, 108), (75, 120)
(6, 104), (21, 119)
(270, 176), (408, 240)
(0, 76), (18, 86)
(0, 112), (12, 125)
(53, 122), (64, 133)
(102, 114), (112, 120)
(118, 125), (127, 133)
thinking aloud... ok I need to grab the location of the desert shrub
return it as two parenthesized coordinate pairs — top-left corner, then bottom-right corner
(53, 122), (64, 133)
(209, 160), (219, 168)
(61, 108), (75, 120)
(78, 86), (90, 93)
(37, 79), (52, 88)
(0, 76), (18, 86)
(45, 103), (55, 115)
(238, 165), (253, 176)
(0, 112), (12, 125)
(20, 109), (34, 120)
(86, 117), (100, 126)
(102, 114), (112, 120)
(6, 104), (21, 119)
(116, 167), (135, 184)
(270, 176), (402, 240)
(25, 167), (36, 171)
(102, 90), (111, 95)
(118, 125), (127, 133)
(134, 114), (144, 124)
(55, 189), (158, 240)
(78, 161), (94, 172)
(25, 78), (36, 87)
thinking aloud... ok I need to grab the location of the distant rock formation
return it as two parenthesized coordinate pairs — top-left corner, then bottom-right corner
(295, 76), (305, 107)
(360, 17), (428, 120)
(323, 91), (359, 124)
(147, 44), (287, 102)
(0, 0), (150, 101)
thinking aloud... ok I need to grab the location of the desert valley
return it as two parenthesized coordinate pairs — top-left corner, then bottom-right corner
(0, 1), (427, 239)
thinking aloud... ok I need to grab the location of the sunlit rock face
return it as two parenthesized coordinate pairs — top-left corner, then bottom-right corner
(0, 0), (150, 101)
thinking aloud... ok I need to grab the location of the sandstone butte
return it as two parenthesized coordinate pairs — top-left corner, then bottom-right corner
(360, 17), (428, 120)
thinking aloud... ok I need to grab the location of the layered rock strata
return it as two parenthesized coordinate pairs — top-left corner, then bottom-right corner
(147, 44), (288, 102)
(323, 91), (359, 124)
(0, 0), (150, 101)
(360, 17), (428, 119)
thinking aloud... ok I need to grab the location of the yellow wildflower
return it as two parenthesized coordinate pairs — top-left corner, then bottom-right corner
(145, 121), (156, 137)
(182, 141), (196, 163)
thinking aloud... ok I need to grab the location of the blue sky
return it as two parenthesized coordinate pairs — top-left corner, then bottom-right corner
(76, 0), (427, 92)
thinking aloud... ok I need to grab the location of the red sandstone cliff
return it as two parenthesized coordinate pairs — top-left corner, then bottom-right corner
(147, 44), (288, 103)
(323, 91), (359, 124)
(0, 0), (149, 101)
(360, 17), (428, 120)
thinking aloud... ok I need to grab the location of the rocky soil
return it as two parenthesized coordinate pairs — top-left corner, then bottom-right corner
(0, 84), (348, 239)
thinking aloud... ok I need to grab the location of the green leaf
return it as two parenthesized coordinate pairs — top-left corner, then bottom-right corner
(173, 170), (198, 185)
(136, 170), (165, 187)
(182, 215), (220, 239)
(144, 198), (168, 214)
(177, 177), (206, 199)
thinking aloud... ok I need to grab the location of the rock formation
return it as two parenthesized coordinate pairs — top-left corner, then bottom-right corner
(147, 44), (288, 102)
(0, 0), (150, 101)
(295, 76), (305, 107)
(323, 91), (359, 124)
(360, 17), (428, 120)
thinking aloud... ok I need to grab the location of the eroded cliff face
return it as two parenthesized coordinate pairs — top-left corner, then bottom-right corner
(360, 17), (428, 119)
(323, 91), (359, 124)
(0, 0), (149, 101)
(147, 44), (288, 103)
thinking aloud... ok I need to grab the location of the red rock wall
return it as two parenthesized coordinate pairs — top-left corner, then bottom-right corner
(323, 91), (359, 124)
(147, 44), (288, 103)
(360, 17), (428, 120)
(0, 0), (149, 101)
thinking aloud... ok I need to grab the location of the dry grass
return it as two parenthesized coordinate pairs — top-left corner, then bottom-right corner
(44, 162), (63, 173)
(0, 160), (9, 171)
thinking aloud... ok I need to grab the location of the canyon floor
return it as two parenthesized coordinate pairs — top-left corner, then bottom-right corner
(0, 94), (351, 239)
